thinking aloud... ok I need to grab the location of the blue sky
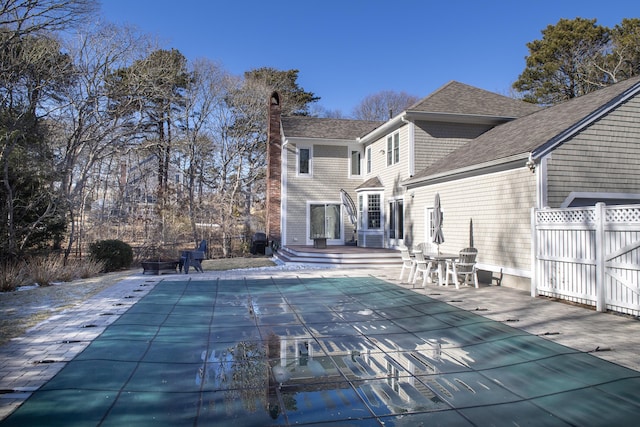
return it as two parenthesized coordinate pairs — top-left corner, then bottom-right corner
(99, 0), (638, 116)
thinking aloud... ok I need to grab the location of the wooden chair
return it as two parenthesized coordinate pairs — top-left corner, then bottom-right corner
(444, 248), (479, 289)
(412, 251), (435, 288)
(180, 240), (207, 274)
(399, 247), (415, 283)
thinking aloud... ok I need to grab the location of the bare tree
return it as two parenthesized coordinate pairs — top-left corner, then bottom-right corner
(0, 0), (97, 40)
(310, 104), (346, 118)
(352, 90), (420, 121)
(49, 22), (154, 260)
(177, 58), (228, 245)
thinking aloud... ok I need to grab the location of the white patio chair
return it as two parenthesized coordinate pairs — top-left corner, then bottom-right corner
(444, 248), (479, 289)
(399, 247), (415, 283)
(412, 251), (435, 288)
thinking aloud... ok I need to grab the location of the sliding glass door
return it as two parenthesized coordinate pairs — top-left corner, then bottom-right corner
(309, 204), (341, 241)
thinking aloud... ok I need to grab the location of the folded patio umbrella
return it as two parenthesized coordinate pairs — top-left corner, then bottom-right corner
(433, 193), (445, 253)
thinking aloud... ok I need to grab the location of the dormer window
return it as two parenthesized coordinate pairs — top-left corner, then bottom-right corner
(386, 132), (399, 166)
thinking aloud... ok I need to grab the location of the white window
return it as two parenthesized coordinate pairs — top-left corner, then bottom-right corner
(297, 146), (312, 176)
(350, 149), (361, 176)
(386, 132), (399, 166)
(358, 192), (383, 230)
(366, 147), (372, 174)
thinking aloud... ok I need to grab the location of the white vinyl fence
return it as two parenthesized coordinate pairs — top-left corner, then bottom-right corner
(532, 203), (640, 316)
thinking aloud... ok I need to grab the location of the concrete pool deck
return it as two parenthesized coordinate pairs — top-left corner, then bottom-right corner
(1, 265), (639, 424)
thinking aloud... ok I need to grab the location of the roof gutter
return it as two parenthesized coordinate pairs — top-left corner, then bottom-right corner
(356, 110), (519, 145)
(357, 112), (407, 144)
(284, 136), (359, 147)
(404, 111), (517, 125)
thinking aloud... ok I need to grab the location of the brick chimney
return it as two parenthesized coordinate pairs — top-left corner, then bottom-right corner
(266, 92), (282, 244)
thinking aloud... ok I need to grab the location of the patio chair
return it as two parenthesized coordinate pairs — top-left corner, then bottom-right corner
(399, 247), (415, 282)
(444, 247), (479, 289)
(412, 251), (435, 288)
(180, 240), (207, 274)
(414, 242), (427, 253)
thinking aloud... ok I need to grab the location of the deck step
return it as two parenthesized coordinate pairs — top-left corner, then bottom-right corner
(275, 246), (402, 268)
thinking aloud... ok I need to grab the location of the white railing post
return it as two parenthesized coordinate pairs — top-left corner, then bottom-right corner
(531, 207), (538, 297)
(595, 202), (606, 312)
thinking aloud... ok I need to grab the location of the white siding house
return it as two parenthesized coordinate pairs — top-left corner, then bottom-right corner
(269, 76), (640, 290)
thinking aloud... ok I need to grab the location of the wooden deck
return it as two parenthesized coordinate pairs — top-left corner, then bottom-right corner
(276, 245), (402, 267)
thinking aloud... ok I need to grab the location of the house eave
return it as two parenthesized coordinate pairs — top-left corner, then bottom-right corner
(531, 80), (640, 160)
(355, 187), (384, 192)
(404, 153), (530, 188)
(283, 136), (357, 147)
(357, 111), (516, 145)
(404, 111), (517, 125)
(357, 113), (407, 144)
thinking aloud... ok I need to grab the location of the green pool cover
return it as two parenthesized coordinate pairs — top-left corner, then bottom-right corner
(2, 276), (639, 426)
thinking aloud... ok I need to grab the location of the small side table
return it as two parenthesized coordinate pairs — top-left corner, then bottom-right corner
(313, 238), (327, 249)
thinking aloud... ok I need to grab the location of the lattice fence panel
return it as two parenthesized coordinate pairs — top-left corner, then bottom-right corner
(536, 209), (596, 224)
(606, 206), (640, 223)
(534, 204), (640, 316)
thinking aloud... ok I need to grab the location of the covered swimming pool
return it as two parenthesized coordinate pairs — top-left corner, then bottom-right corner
(2, 276), (639, 426)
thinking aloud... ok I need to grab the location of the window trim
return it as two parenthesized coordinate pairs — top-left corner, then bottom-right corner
(307, 201), (343, 243)
(349, 147), (362, 177)
(358, 191), (384, 230)
(297, 145), (312, 177)
(386, 132), (400, 166)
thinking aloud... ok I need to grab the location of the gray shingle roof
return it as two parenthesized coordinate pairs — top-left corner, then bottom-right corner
(408, 81), (541, 118)
(356, 176), (383, 189)
(280, 82), (538, 142)
(281, 116), (383, 140)
(409, 76), (640, 182)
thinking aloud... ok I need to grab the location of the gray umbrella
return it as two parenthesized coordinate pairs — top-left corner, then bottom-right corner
(432, 193), (445, 253)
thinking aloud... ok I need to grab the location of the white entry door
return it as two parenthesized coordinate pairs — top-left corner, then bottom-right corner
(424, 206), (439, 252)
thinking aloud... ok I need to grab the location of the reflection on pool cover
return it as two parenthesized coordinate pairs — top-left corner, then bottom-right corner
(2, 276), (640, 426)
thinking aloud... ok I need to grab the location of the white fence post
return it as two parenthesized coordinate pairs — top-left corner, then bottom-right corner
(530, 207), (537, 298)
(595, 202), (606, 312)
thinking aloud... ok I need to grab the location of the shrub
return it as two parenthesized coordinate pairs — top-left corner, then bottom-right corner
(22, 255), (65, 286)
(89, 239), (133, 272)
(70, 258), (106, 279)
(0, 261), (29, 291)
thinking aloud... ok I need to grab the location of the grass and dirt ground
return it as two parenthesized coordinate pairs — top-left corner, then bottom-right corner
(0, 257), (276, 345)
